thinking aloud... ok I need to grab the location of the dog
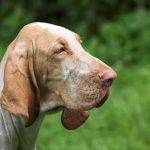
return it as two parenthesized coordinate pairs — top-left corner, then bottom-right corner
(0, 22), (116, 150)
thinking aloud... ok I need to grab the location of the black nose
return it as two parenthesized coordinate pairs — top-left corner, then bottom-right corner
(98, 69), (117, 86)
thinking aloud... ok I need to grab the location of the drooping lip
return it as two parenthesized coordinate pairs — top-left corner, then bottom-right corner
(95, 92), (109, 108)
(61, 90), (110, 130)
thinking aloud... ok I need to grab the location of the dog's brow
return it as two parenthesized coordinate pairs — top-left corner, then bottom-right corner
(57, 37), (73, 55)
(75, 34), (82, 44)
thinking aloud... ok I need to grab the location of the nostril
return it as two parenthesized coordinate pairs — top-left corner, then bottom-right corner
(99, 75), (113, 85)
(98, 69), (117, 85)
(105, 78), (113, 84)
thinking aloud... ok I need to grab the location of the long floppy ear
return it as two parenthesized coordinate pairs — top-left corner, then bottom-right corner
(1, 41), (40, 127)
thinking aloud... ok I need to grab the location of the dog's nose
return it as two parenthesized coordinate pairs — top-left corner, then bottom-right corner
(98, 69), (117, 86)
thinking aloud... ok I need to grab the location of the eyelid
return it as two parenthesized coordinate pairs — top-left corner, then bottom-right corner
(54, 47), (66, 54)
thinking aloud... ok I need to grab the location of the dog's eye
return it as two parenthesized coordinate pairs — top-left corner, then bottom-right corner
(55, 47), (66, 54)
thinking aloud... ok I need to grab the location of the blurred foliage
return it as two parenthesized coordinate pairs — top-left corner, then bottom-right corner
(0, 1), (150, 149)
(0, 0), (149, 37)
(0, 0), (150, 66)
(86, 9), (150, 66)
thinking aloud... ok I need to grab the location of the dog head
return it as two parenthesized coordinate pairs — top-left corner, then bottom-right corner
(1, 23), (116, 129)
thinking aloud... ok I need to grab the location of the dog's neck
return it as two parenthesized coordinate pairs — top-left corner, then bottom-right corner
(0, 103), (45, 150)
(11, 111), (45, 150)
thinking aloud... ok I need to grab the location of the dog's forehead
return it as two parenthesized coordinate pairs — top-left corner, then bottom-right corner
(26, 22), (83, 52)
(27, 22), (77, 41)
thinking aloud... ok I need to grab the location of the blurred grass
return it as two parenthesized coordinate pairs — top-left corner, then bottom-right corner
(0, 45), (5, 60)
(0, 6), (150, 150)
(37, 64), (150, 150)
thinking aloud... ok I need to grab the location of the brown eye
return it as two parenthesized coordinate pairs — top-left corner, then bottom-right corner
(55, 47), (66, 54)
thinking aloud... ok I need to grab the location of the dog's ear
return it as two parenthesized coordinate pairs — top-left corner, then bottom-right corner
(1, 41), (40, 127)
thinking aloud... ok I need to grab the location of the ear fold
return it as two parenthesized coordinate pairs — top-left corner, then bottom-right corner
(1, 42), (40, 127)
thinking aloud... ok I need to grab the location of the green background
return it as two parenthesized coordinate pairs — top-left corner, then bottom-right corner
(0, 1), (150, 149)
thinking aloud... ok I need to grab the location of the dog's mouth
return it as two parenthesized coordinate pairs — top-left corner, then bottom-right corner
(61, 91), (110, 130)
